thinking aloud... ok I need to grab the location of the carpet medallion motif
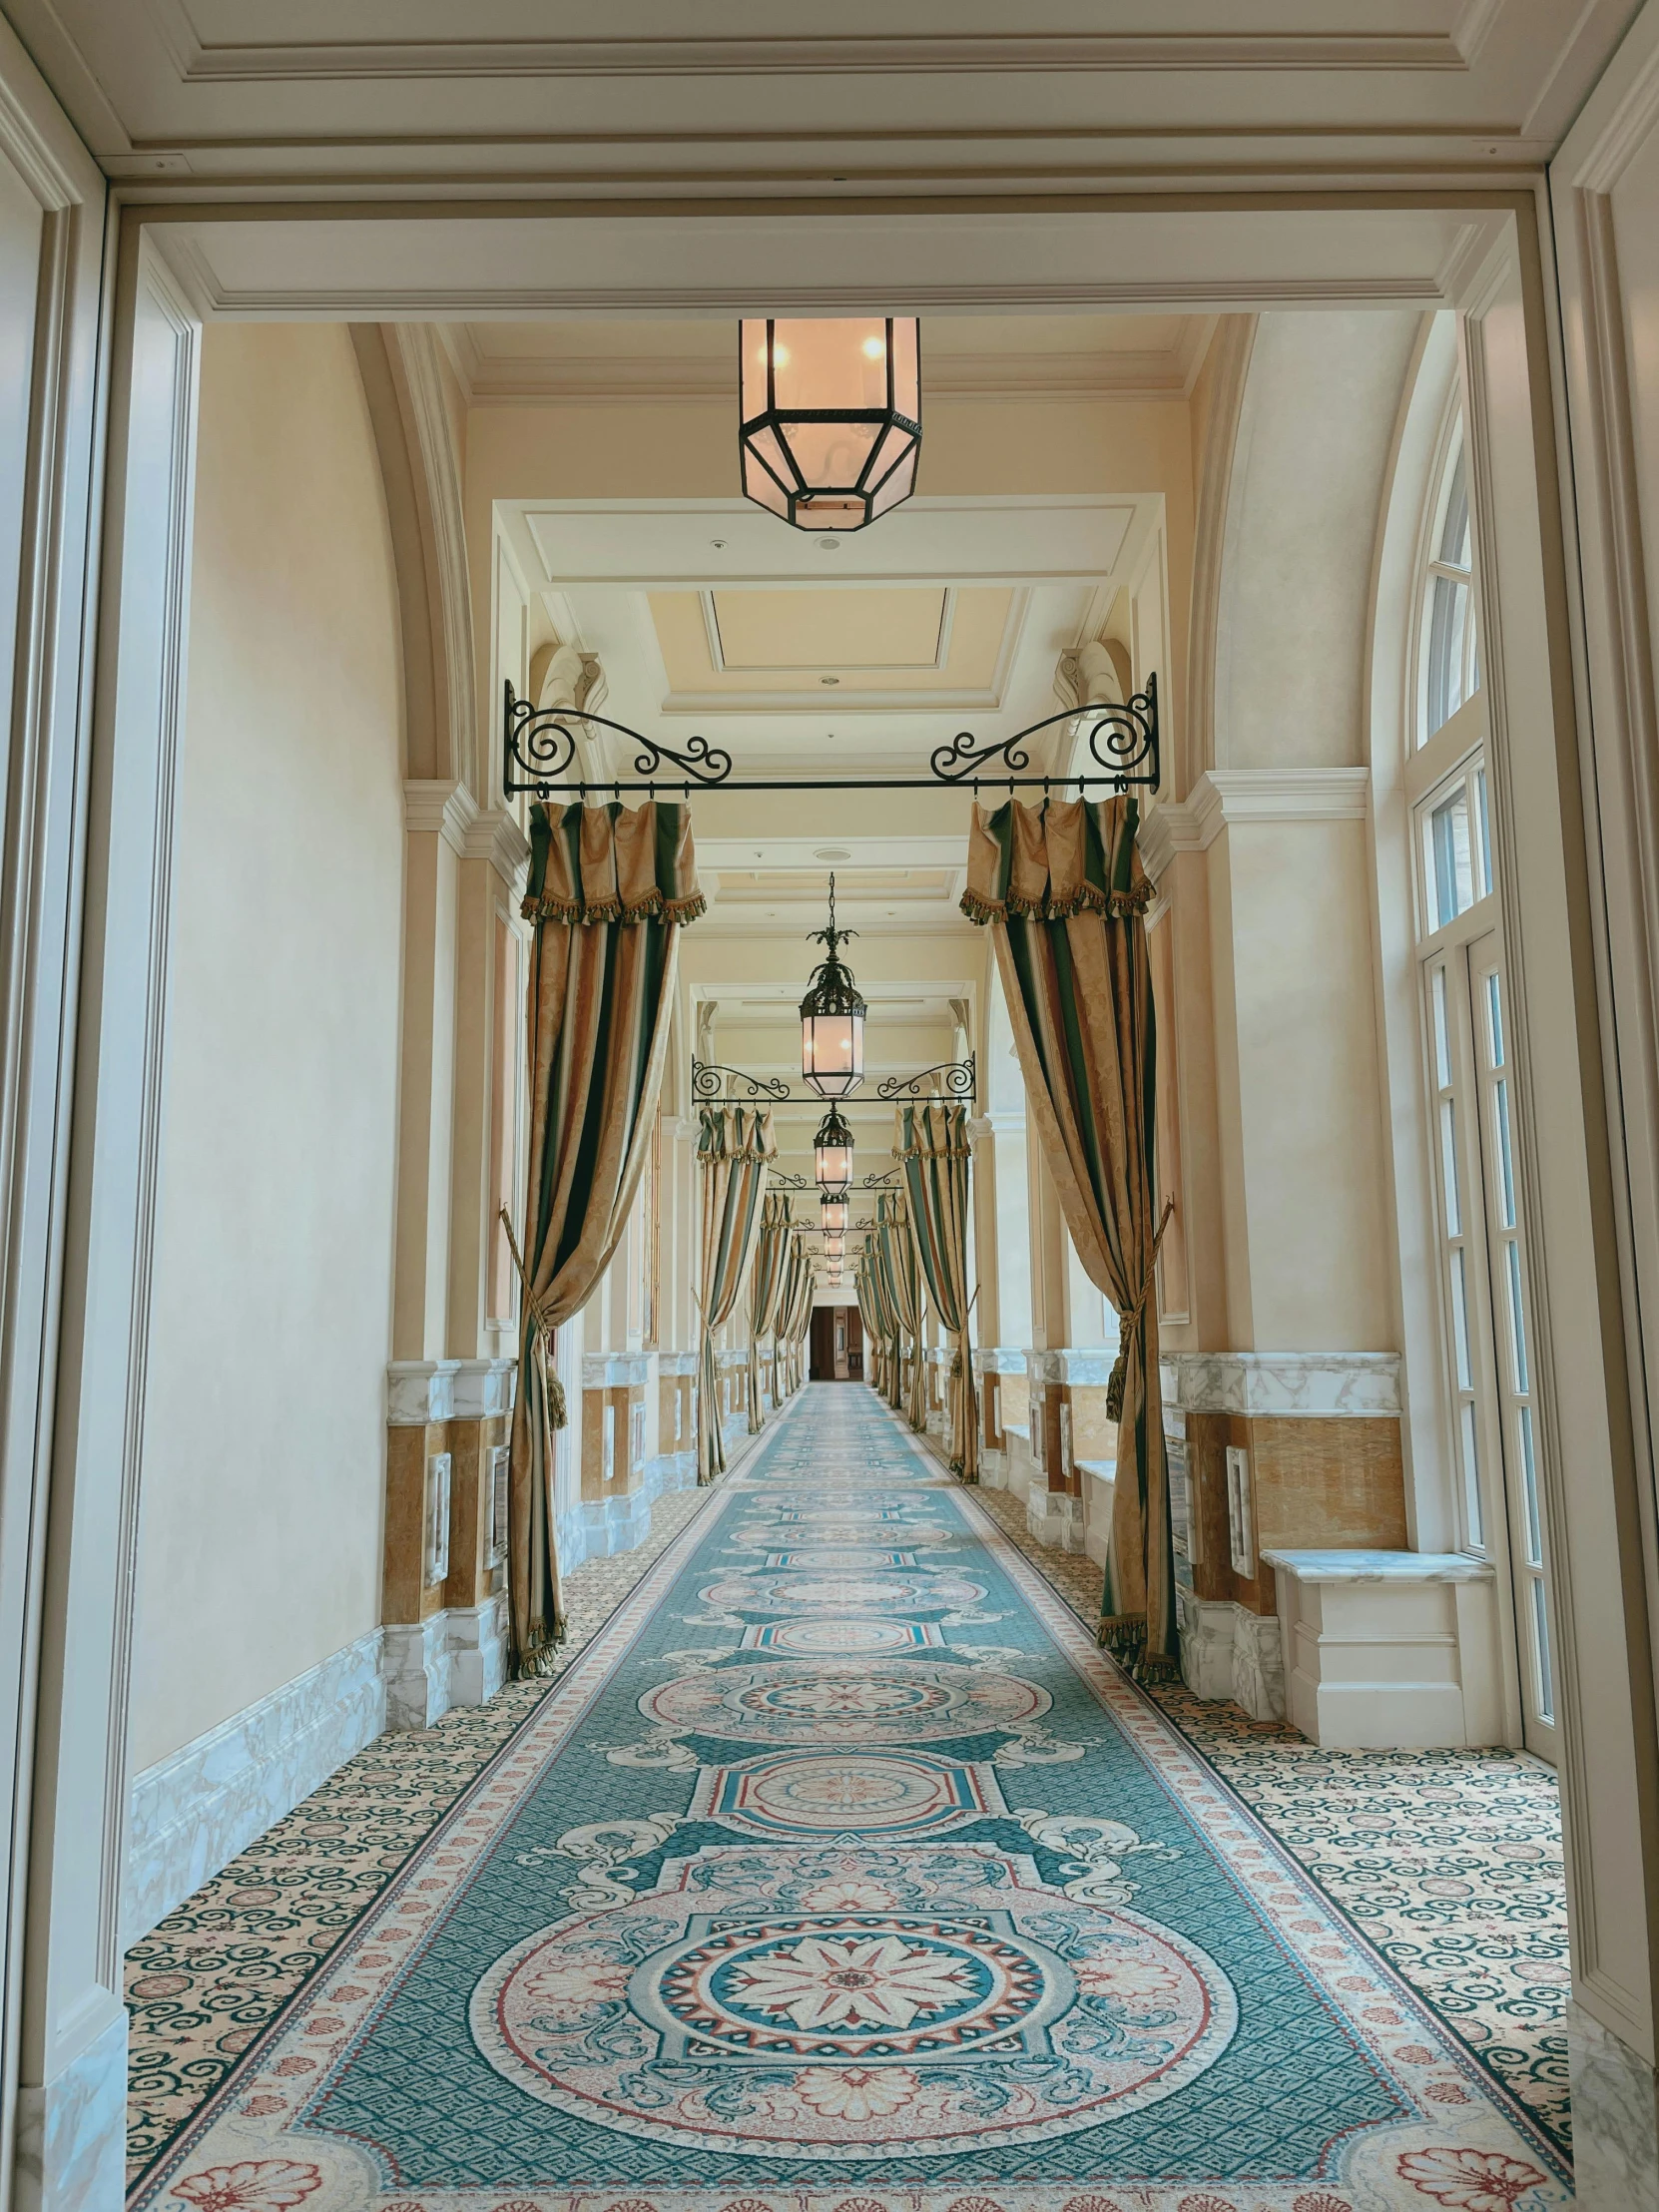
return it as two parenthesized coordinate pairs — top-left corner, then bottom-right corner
(128, 1387), (1569, 2212)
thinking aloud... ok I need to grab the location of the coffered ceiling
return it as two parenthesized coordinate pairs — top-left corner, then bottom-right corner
(499, 492), (1148, 780)
(3, 0), (1634, 190)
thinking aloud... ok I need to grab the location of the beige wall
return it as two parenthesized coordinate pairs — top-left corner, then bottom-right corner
(129, 322), (404, 1771)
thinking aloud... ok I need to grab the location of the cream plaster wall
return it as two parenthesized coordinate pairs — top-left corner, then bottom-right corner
(1222, 818), (1393, 1350)
(130, 323), (404, 1772)
(1216, 311), (1419, 771)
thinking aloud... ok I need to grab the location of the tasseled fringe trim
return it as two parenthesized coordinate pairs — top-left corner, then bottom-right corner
(520, 889), (710, 927)
(960, 880), (1154, 927)
(1098, 1611), (1146, 1654)
(949, 1459), (979, 1485)
(1097, 1614), (1180, 1685)
(514, 1626), (566, 1681)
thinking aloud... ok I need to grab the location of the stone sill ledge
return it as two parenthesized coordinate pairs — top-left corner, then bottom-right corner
(1262, 1547), (1493, 1585)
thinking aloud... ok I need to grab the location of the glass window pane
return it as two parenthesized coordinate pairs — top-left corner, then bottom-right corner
(1475, 766), (1493, 898)
(1493, 1077), (1516, 1231)
(1460, 1399), (1483, 1548)
(1431, 965), (1451, 1088)
(1438, 443), (1471, 569)
(1425, 573), (1470, 738)
(1440, 1100), (1461, 1234)
(1519, 1403), (1542, 1567)
(1506, 1239), (1530, 1395)
(1486, 968), (1505, 1070)
(1532, 1576), (1555, 1722)
(1425, 783), (1474, 927)
(1451, 1247), (1473, 1389)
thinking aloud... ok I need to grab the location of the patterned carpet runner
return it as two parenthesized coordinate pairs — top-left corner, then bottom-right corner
(133, 1385), (1569, 2212)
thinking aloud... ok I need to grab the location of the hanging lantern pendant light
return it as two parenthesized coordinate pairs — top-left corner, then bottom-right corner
(814, 1102), (855, 1201)
(801, 873), (866, 1099)
(740, 317), (922, 533)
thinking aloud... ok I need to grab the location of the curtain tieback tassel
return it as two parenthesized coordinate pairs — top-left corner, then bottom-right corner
(1106, 1198), (1177, 1422)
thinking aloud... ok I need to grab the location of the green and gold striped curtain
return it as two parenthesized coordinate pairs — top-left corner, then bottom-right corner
(877, 1190), (927, 1430)
(853, 1261), (884, 1393)
(697, 1104), (776, 1482)
(962, 791), (1175, 1680)
(867, 1226), (905, 1410)
(507, 800), (704, 1675)
(893, 1101), (980, 1483)
(745, 1192), (794, 1431)
(786, 1246), (816, 1392)
(773, 1240), (801, 1399)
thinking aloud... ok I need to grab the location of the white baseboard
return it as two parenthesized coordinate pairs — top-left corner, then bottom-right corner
(123, 1626), (386, 1943)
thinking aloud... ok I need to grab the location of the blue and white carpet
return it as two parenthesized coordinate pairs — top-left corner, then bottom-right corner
(132, 1385), (1568, 2212)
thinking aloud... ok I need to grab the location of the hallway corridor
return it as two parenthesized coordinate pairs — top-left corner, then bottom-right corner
(129, 1387), (1565, 2212)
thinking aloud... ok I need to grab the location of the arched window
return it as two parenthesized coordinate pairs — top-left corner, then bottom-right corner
(1410, 419), (1491, 937)
(1405, 406), (1554, 1754)
(1418, 428), (1479, 746)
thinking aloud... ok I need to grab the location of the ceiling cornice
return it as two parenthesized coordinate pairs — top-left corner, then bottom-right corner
(442, 324), (1220, 410)
(147, 28), (1481, 84)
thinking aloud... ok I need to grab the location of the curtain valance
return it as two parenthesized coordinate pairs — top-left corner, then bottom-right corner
(521, 798), (706, 926)
(962, 789), (1153, 925)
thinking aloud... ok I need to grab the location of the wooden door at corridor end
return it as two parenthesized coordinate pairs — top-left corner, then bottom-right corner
(810, 1306), (863, 1381)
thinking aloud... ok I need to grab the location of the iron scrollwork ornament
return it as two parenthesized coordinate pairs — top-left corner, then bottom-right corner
(930, 673), (1159, 792)
(503, 681), (733, 800)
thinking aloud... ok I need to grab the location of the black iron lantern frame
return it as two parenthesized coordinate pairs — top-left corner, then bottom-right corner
(814, 1103), (855, 1200)
(800, 873), (866, 1100)
(739, 317), (921, 533)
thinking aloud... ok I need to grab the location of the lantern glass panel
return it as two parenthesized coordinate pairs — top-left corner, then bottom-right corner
(815, 1138), (853, 1194)
(824, 1232), (844, 1261)
(821, 1198), (847, 1233)
(802, 1008), (864, 1098)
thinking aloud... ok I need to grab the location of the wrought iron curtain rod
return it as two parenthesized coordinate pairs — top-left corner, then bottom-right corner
(503, 678), (1158, 801)
(692, 1056), (974, 1106)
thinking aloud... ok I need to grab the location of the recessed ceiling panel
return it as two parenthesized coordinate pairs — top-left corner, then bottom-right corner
(712, 588), (946, 672)
(649, 583), (1014, 699)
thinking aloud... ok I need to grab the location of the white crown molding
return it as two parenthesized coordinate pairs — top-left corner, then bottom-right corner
(154, 26), (1474, 83)
(446, 330), (1222, 411)
(1140, 767), (1370, 873)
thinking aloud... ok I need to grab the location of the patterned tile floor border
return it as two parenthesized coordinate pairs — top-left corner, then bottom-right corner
(123, 1407), (1570, 2188)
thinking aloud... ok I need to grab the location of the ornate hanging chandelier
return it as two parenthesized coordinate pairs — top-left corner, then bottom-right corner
(820, 1195), (848, 1234)
(740, 317), (921, 532)
(800, 874), (865, 1099)
(814, 1103), (855, 1199)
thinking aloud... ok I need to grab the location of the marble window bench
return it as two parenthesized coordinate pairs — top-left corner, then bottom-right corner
(1263, 1547), (1502, 1748)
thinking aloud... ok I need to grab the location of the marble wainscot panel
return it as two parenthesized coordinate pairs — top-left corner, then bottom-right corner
(386, 1356), (516, 1425)
(1569, 2000), (1659, 2212)
(123, 1626), (385, 1941)
(1163, 1353), (1409, 1724)
(1264, 1549), (1501, 1748)
(15, 2008), (127, 2212)
(1161, 1351), (1401, 1417)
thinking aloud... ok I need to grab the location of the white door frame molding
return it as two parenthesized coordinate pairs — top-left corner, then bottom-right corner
(16, 227), (198, 2212)
(0, 22), (105, 2212)
(11, 170), (1647, 2202)
(1548, 4), (1659, 2190)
